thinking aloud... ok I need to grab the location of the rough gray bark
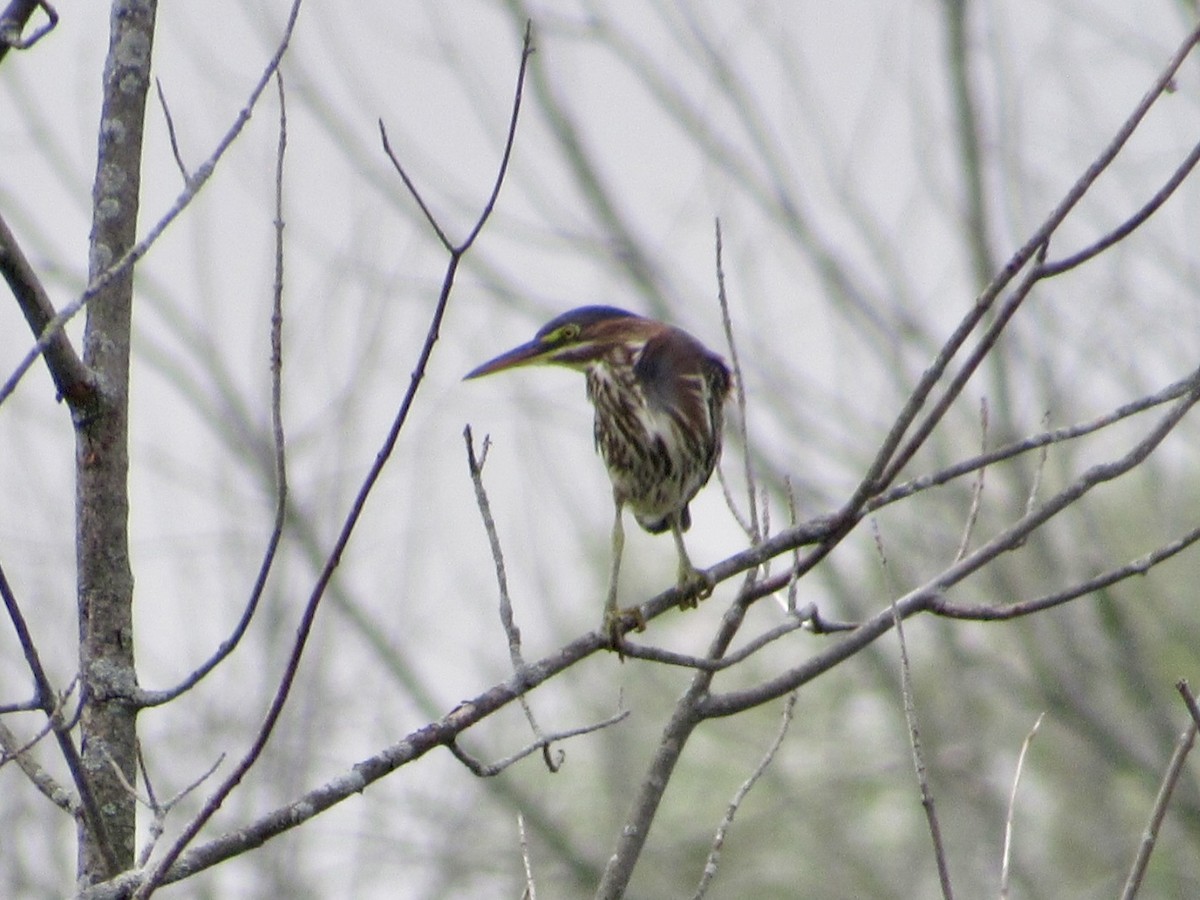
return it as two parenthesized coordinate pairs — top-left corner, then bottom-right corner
(76, 0), (157, 885)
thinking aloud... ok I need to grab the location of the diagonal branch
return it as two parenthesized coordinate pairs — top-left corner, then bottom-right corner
(0, 559), (116, 873)
(0, 0), (57, 61)
(856, 15), (1200, 503)
(123, 25), (534, 900)
(0, 0), (304, 413)
(1119, 682), (1200, 900)
(699, 369), (1200, 718)
(0, 210), (93, 404)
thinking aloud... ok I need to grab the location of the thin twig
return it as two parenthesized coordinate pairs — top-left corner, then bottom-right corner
(377, 122), (452, 251)
(703, 368), (1200, 718)
(1000, 713), (1044, 899)
(714, 218), (759, 544)
(136, 72), (291, 710)
(784, 477), (801, 612)
(0, 0), (304, 412)
(448, 703), (629, 777)
(0, 558), (117, 872)
(929, 522), (1200, 621)
(136, 751), (226, 869)
(128, 27), (533, 900)
(715, 465), (755, 540)
(1041, 136), (1200, 277)
(517, 813), (537, 900)
(1179, 679), (1200, 730)
(876, 373), (1196, 514)
(617, 612), (810, 670)
(0, 718), (78, 814)
(1119, 681), (1200, 900)
(465, 425), (559, 773)
(873, 520), (955, 900)
(954, 397), (988, 562)
(154, 77), (190, 184)
(1023, 410), (1051, 521)
(693, 691), (797, 899)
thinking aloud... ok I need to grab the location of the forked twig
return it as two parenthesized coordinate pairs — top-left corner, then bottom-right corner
(126, 26), (534, 900)
(0, 559), (117, 872)
(448, 702), (628, 777)
(464, 424), (560, 773)
(0, 0), (304, 411)
(857, 16), (1200, 504)
(136, 71), (291, 710)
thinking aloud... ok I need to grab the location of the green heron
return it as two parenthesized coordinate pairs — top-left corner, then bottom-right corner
(465, 306), (731, 650)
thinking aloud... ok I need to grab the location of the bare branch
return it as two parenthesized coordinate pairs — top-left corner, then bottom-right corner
(448, 703), (628, 778)
(0, 0), (57, 58)
(517, 813), (537, 900)
(954, 397), (988, 562)
(617, 610), (810, 671)
(878, 240), (1049, 490)
(134, 71), (291, 709)
(125, 29), (534, 900)
(1040, 136), (1200, 278)
(380, 19), (534, 254)
(0, 209), (93, 404)
(1022, 410), (1051, 522)
(465, 424), (559, 773)
(79, 625), (611, 900)
(875, 373), (1195, 513)
(1179, 679), (1200, 730)
(714, 218), (760, 544)
(929, 523), (1200, 621)
(377, 121), (452, 250)
(154, 77), (190, 185)
(858, 16), (1200, 501)
(1119, 682), (1200, 900)
(0, 717), (78, 814)
(135, 751), (226, 869)
(874, 520), (954, 900)
(0, 558), (116, 871)
(0, 0), (304, 412)
(692, 691), (797, 899)
(1000, 713), (1044, 900)
(700, 369), (1200, 717)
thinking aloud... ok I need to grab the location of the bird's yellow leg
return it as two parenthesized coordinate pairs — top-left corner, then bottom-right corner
(603, 503), (645, 656)
(671, 521), (714, 610)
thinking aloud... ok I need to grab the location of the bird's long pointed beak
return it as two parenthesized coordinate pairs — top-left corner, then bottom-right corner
(463, 338), (550, 380)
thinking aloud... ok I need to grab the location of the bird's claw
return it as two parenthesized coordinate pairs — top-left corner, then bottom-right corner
(604, 606), (646, 660)
(676, 567), (714, 610)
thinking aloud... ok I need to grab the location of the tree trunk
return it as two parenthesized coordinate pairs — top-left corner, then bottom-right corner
(76, 0), (157, 884)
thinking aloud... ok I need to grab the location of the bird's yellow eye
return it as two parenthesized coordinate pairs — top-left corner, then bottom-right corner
(545, 323), (581, 343)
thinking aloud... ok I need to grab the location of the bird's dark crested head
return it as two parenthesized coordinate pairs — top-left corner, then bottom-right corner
(535, 305), (640, 340)
(464, 306), (653, 379)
